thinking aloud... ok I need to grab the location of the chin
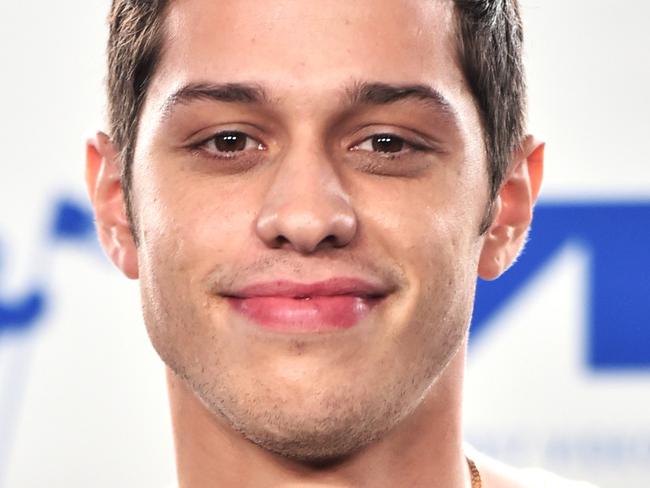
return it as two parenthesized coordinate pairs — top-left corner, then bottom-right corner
(235, 413), (391, 464)
(192, 373), (414, 465)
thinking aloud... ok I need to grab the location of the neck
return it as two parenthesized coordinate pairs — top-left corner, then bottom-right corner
(167, 346), (470, 488)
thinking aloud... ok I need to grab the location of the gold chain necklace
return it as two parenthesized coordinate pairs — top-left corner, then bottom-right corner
(466, 457), (482, 488)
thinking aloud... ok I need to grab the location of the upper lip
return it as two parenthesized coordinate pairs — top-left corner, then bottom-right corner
(225, 278), (391, 299)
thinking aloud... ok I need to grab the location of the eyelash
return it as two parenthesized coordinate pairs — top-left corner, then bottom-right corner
(190, 131), (266, 160)
(190, 130), (432, 161)
(349, 133), (431, 158)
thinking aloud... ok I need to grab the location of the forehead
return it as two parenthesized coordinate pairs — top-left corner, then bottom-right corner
(151, 0), (466, 102)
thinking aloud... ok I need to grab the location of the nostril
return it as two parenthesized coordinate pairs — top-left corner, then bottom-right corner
(272, 235), (290, 248)
(311, 234), (341, 252)
(322, 234), (339, 247)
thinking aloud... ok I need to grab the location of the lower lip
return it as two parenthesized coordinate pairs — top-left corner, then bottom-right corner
(227, 295), (378, 331)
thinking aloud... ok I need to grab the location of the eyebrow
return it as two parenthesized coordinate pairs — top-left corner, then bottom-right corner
(160, 80), (458, 123)
(346, 81), (456, 114)
(161, 82), (270, 119)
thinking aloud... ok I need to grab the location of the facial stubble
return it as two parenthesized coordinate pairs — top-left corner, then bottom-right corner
(142, 256), (474, 464)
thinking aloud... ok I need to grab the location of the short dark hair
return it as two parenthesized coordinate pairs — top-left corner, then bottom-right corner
(454, 0), (526, 202)
(107, 0), (168, 229)
(106, 0), (526, 229)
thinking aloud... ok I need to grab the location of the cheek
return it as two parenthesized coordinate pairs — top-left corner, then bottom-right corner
(135, 163), (259, 278)
(393, 212), (479, 375)
(358, 175), (484, 334)
(414, 197), (484, 321)
(359, 172), (484, 275)
(132, 165), (260, 355)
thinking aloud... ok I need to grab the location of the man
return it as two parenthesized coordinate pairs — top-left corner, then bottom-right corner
(85, 0), (595, 486)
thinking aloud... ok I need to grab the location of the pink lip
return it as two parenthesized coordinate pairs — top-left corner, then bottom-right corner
(225, 278), (387, 332)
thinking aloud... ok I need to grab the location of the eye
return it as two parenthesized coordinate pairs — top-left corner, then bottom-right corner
(199, 131), (265, 159)
(352, 133), (416, 155)
(347, 130), (438, 176)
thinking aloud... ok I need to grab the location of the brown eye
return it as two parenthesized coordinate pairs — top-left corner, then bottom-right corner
(198, 131), (265, 159)
(213, 131), (248, 152)
(371, 134), (405, 153)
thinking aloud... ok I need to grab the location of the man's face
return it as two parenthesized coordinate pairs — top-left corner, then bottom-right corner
(130, 0), (488, 460)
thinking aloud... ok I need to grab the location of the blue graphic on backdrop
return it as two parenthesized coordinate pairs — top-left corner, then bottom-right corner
(0, 198), (95, 335)
(472, 202), (650, 369)
(0, 198), (649, 369)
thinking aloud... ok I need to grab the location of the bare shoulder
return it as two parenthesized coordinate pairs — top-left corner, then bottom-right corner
(468, 448), (599, 488)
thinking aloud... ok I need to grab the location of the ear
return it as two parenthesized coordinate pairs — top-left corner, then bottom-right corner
(478, 135), (544, 280)
(86, 132), (139, 279)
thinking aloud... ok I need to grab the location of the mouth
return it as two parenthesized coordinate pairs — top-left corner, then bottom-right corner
(224, 278), (389, 332)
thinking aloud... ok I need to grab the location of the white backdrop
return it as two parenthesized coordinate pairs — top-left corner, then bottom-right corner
(0, 1), (648, 487)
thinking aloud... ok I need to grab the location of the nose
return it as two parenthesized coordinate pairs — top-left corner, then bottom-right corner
(255, 151), (358, 254)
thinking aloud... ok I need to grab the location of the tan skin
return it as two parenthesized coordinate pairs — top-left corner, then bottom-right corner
(86, 0), (543, 486)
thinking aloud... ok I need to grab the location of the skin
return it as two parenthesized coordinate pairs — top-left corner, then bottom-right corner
(86, 0), (544, 486)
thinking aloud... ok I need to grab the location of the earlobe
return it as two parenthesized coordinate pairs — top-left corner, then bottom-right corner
(85, 132), (139, 280)
(477, 136), (545, 281)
